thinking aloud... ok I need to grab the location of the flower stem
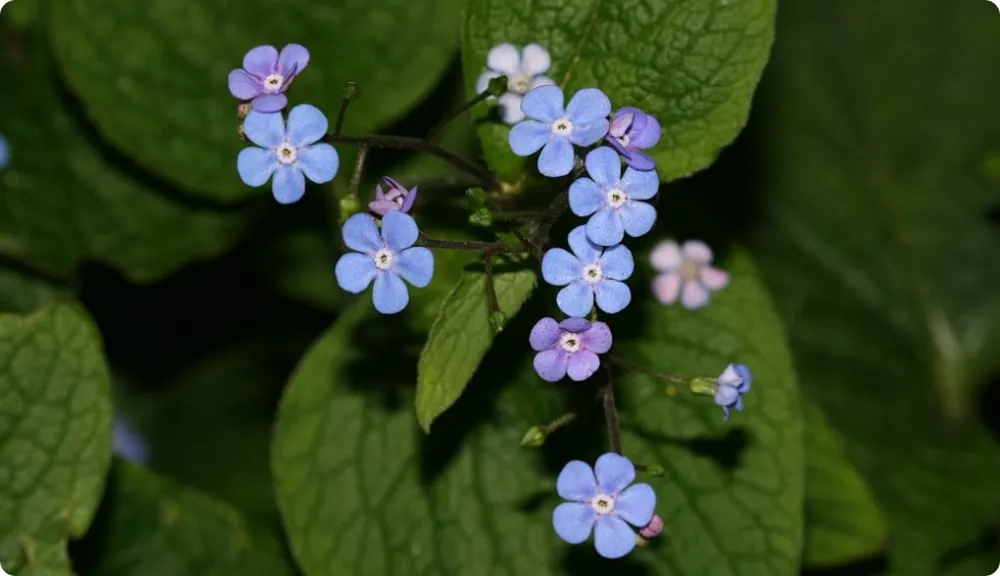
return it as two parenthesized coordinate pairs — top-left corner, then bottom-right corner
(541, 411), (578, 435)
(602, 366), (623, 455)
(492, 210), (552, 221)
(426, 88), (493, 142)
(416, 233), (523, 254)
(334, 81), (358, 138)
(607, 354), (687, 385)
(484, 254), (501, 327)
(349, 145), (369, 199)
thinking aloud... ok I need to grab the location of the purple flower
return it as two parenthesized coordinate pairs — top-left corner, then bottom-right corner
(509, 85), (611, 177)
(553, 453), (656, 559)
(569, 146), (659, 246)
(714, 363), (751, 420)
(542, 226), (633, 317)
(605, 107), (661, 171)
(237, 104), (339, 204)
(113, 416), (149, 465)
(475, 43), (555, 124)
(334, 211), (434, 314)
(369, 176), (417, 216)
(639, 514), (664, 539)
(530, 317), (612, 382)
(228, 44), (310, 113)
(650, 240), (729, 309)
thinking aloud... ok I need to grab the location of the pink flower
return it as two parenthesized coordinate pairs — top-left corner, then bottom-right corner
(649, 240), (729, 309)
(369, 176), (417, 216)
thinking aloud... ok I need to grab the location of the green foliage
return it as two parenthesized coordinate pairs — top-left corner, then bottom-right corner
(751, 0), (1000, 572)
(0, 268), (66, 315)
(0, 303), (113, 575)
(462, 0), (776, 183)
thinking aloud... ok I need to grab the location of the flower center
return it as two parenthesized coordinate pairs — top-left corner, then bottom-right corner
(551, 117), (574, 136)
(679, 259), (700, 281)
(590, 493), (615, 516)
(582, 263), (603, 284)
(558, 332), (582, 353)
(509, 73), (532, 95)
(373, 248), (395, 271)
(263, 73), (284, 92)
(276, 143), (298, 165)
(617, 134), (631, 148)
(606, 187), (628, 209)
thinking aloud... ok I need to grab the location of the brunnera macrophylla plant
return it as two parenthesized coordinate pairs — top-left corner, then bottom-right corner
(230, 41), (752, 560)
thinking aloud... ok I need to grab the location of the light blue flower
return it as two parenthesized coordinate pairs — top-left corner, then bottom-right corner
(237, 104), (339, 204)
(714, 363), (752, 420)
(542, 226), (633, 317)
(508, 85), (611, 177)
(553, 452), (656, 559)
(0, 134), (9, 171)
(569, 146), (659, 246)
(334, 211), (434, 314)
(112, 416), (149, 464)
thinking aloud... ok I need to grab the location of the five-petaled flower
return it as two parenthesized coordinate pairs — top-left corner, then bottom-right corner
(553, 452), (656, 559)
(530, 317), (612, 382)
(650, 240), (729, 309)
(605, 107), (661, 171)
(714, 363), (751, 420)
(369, 176), (417, 216)
(509, 85), (611, 177)
(237, 104), (340, 204)
(228, 44), (310, 113)
(569, 146), (659, 246)
(543, 226), (634, 317)
(334, 211), (434, 314)
(476, 43), (555, 124)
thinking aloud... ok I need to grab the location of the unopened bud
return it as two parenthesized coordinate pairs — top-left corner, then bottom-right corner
(520, 425), (546, 448)
(643, 464), (665, 477)
(490, 310), (508, 333)
(639, 515), (664, 539)
(494, 232), (523, 249)
(339, 194), (363, 223)
(237, 123), (247, 141)
(469, 207), (493, 227)
(342, 81), (359, 100)
(237, 102), (252, 119)
(466, 187), (488, 207)
(486, 75), (508, 98)
(688, 376), (717, 397)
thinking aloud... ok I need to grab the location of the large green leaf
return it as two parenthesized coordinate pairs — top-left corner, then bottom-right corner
(47, 0), (464, 202)
(0, 268), (66, 315)
(462, 0), (776, 182)
(0, 303), (113, 575)
(0, 31), (248, 282)
(751, 1), (1000, 573)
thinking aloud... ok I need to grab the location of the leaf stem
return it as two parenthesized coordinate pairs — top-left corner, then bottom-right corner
(416, 233), (523, 254)
(426, 88), (493, 142)
(602, 365), (623, 455)
(349, 145), (369, 199)
(541, 411), (578, 435)
(484, 254), (501, 325)
(334, 81), (358, 138)
(607, 354), (687, 385)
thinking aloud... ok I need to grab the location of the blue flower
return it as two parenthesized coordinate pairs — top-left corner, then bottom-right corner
(553, 452), (656, 559)
(569, 146), (659, 246)
(508, 85), (611, 177)
(542, 226), (633, 317)
(112, 416), (149, 464)
(714, 363), (752, 420)
(334, 211), (434, 314)
(237, 104), (339, 204)
(0, 133), (9, 171)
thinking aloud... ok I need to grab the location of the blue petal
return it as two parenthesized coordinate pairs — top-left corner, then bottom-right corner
(541, 248), (581, 286)
(243, 110), (286, 148)
(734, 364), (752, 393)
(237, 147), (277, 187)
(341, 213), (382, 253)
(567, 225), (602, 264)
(521, 84), (564, 123)
(272, 165), (306, 204)
(557, 460), (599, 501)
(557, 281), (594, 318)
(584, 146), (621, 188)
(594, 514), (637, 559)
(538, 138), (574, 177)
(251, 93), (288, 113)
(381, 211), (419, 251)
(568, 178), (605, 217)
(509, 120), (552, 156)
(395, 247), (433, 287)
(594, 280), (631, 314)
(599, 244), (634, 280)
(620, 201), (656, 239)
(614, 483), (656, 527)
(594, 452), (635, 494)
(565, 88), (612, 125)
(334, 252), (377, 293)
(553, 502), (596, 545)
(296, 143), (339, 183)
(714, 385), (739, 407)
(619, 166), (659, 199)
(586, 209), (625, 247)
(569, 119), (611, 147)
(286, 104), (329, 146)
(372, 272), (409, 314)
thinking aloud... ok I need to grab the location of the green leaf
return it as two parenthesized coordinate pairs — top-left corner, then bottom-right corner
(462, 0), (776, 183)
(80, 461), (293, 575)
(0, 303), (113, 575)
(802, 402), (886, 567)
(0, 268), (67, 315)
(751, 1), (1000, 572)
(416, 260), (536, 431)
(0, 32), (248, 282)
(47, 0), (465, 203)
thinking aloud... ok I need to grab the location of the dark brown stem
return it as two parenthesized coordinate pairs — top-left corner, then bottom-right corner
(334, 81), (358, 138)
(416, 233), (523, 254)
(426, 89), (493, 142)
(607, 355), (688, 385)
(540, 411), (578, 435)
(484, 254), (501, 315)
(349, 145), (369, 199)
(602, 365), (623, 455)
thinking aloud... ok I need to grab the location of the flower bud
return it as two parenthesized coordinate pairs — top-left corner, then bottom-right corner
(466, 187), (488, 208)
(490, 310), (508, 334)
(486, 75), (508, 98)
(643, 463), (665, 477)
(520, 425), (545, 448)
(469, 207), (493, 227)
(237, 102), (252, 119)
(639, 514), (664, 539)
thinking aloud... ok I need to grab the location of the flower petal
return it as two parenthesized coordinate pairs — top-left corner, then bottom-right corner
(620, 201), (656, 239)
(650, 240), (681, 272)
(615, 483), (656, 527)
(558, 317), (591, 333)
(521, 84), (564, 123)
(521, 43), (551, 76)
(609, 109), (634, 138)
(530, 75), (555, 89)
(557, 282), (595, 318)
(541, 247), (581, 286)
(509, 120), (551, 156)
(533, 349), (568, 382)
(400, 186), (418, 212)
(565, 88), (612, 125)
(585, 146), (622, 188)
(242, 110), (285, 148)
(567, 225), (602, 264)
(568, 177), (605, 217)
(277, 43), (310, 77)
(631, 113), (661, 149)
(680, 280), (710, 309)
(476, 70), (500, 96)
(228, 69), (263, 100)
(296, 143), (339, 183)
(381, 210), (419, 251)
(594, 452), (636, 494)
(286, 104), (328, 146)
(242, 45), (278, 77)
(581, 321), (612, 354)
(271, 165), (306, 204)
(334, 252), (376, 293)
(605, 136), (629, 158)
(553, 503), (597, 545)
(734, 364), (752, 393)
(569, 119), (611, 147)
(538, 138), (574, 177)
(557, 460), (599, 501)
(529, 317), (561, 351)
(251, 93), (288, 113)
(395, 247), (433, 287)
(624, 150), (656, 171)
(586, 209), (624, 247)
(236, 147), (277, 187)
(368, 200), (397, 216)
(682, 240), (714, 264)
(567, 350), (600, 381)
(652, 273), (682, 304)
(619, 167), (659, 199)
(498, 93), (525, 124)
(599, 244), (634, 280)
(595, 280), (631, 314)
(487, 42), (521, 76)
(715, 384), (740, 407)
(701, 266), (730, 291)
(594, 514), (637, 559)
(373, 272), (409, 314)
(341, 213), (382, 254)
(717, 363), (743, 387)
